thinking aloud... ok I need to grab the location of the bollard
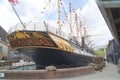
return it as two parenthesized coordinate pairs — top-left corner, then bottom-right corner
(45, 66), (57, 71)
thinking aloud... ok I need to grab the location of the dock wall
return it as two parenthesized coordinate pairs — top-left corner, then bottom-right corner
(0, 66), (95, 79)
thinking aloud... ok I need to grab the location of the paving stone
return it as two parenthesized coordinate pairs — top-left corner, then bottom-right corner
(65, 63), (120, 80)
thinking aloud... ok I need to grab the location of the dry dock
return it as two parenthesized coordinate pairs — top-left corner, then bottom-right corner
(67, 63), (120, 80)
(0, 66), (94, 79)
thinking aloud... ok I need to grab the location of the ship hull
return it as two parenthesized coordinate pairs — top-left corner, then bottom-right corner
(7, 31), (95, 69)
(18, 48), (93, 69)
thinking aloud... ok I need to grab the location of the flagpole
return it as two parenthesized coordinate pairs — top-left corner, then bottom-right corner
(75, 13), (78, 41)
(69, 2), (72, 33)
(58, 0), (61, 35)
(8, 1), (26, 30)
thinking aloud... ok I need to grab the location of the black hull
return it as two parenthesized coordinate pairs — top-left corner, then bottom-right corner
(18, 48), (94, 69)
(8, 31), (95, 69)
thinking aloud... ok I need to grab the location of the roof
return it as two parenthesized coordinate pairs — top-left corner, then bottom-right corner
(96, 0), (120, 44)
(0, 26), (8, 42)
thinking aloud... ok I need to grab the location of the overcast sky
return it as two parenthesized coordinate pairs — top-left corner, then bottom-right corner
(0, 0), (113, 47)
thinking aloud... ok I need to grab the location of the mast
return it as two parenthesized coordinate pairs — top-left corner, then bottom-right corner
(58, 0), (61, 35)
(75, 13), (78, 41)
(44, 21), (48, 31)
(8, 1), (26, 30)
(78, 8), (84, 50)
(80, 20), (82, 37)
(79, 8), (82, 38)
(69, 3), (72, 33)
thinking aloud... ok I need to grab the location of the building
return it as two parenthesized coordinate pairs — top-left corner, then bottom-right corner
(0, 26), (8, 42)
(0, 26), (27, 61)
(106, 39), (120, 64)
(96, 0), (120, 45)
(96, 0), (120, 64)
(0, 41), (8, 59)
(0, 26), (8, 59)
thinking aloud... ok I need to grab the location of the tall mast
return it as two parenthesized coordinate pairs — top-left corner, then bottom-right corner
(79, 8), (83, 38)
(80, 20), (82, 37)
(79, 8), (84, 48)
(75, 13), (78, 41)
(69, 3), (72, 33)
(58, 0), (61, 35)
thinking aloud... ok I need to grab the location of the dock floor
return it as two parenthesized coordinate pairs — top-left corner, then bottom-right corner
(66, 62), (120, 80)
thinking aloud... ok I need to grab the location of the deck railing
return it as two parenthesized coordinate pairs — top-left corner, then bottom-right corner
(8, 22), (71, 40)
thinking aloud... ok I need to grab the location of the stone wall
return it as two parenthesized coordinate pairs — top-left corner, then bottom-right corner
(0, 66), (95, 79)
(0, 60), (13, 67)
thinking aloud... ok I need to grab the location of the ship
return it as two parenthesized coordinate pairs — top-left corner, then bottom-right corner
(7, 0), (97, 69)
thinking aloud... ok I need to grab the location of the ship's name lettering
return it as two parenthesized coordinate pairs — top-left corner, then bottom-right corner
(11, 38), (55, 48)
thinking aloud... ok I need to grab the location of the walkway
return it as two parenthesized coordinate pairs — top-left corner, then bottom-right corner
(65, 62), (120, 80)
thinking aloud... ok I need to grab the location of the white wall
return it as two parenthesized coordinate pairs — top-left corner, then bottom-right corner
(0, 41), (8, 57)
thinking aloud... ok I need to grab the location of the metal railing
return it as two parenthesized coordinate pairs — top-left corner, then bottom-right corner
(8, 22), (70, 40)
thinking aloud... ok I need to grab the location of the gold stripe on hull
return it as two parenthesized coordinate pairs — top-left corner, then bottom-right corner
(48, 34), (74, 52)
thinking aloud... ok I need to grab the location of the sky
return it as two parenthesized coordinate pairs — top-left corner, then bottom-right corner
(0, 0), (113, 47)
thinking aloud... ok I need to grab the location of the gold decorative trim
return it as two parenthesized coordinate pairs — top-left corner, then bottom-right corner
(14, 45), (74, 53)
